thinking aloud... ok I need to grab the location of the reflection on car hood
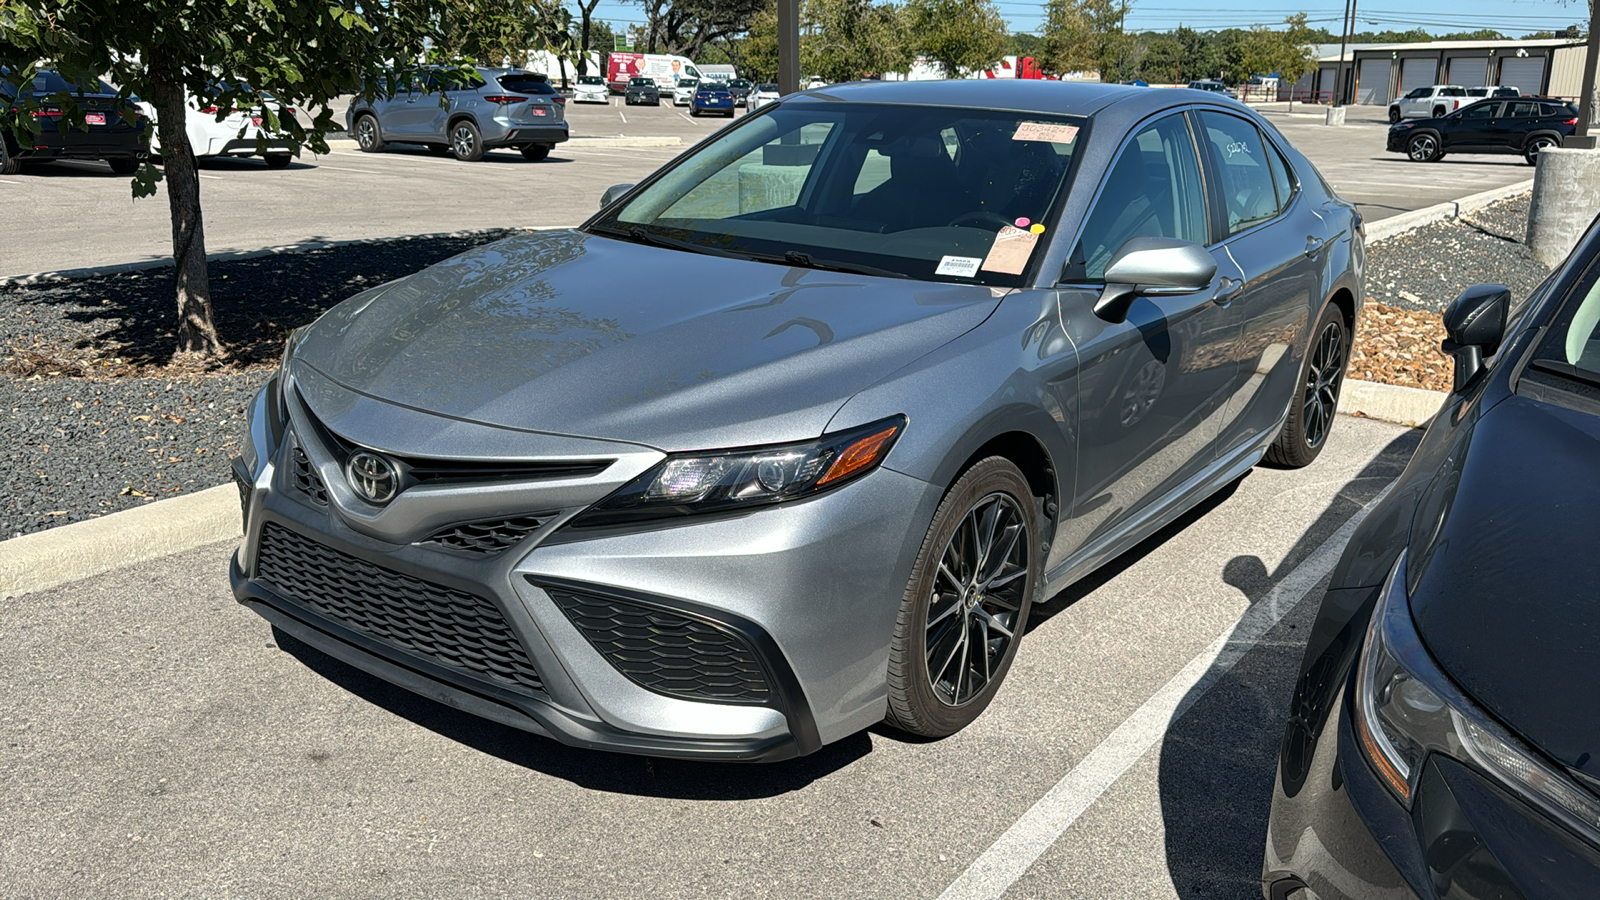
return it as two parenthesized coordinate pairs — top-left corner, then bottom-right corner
(1408, 392), (1600, 782)
(293, 230), (1001, 452)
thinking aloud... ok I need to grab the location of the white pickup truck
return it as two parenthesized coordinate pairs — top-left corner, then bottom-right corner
(1388, 85), (1469, 122)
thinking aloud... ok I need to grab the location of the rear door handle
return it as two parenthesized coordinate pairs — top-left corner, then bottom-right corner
(1304, 236), (1326, 258)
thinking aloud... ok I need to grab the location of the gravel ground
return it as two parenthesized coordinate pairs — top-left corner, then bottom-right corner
(0, 201), (1554, 536)
(0, 230), (521, 537)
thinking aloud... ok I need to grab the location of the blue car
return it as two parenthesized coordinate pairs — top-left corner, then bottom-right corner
(690, 85), (735, 118)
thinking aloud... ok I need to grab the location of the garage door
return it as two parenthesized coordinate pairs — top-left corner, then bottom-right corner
(1357, 58), (1392, 104)
(1448, 57), (1488, 87)
(1498, 56), (1546, 95)
(1398, 58), (1437, 94)
(1318, 67), (1336, 102)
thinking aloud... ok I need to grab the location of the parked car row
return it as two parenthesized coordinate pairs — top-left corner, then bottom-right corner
(1387, 95), (1578, 165)
(1388, 83), (1522, 122)
(346, 66), (568, 162)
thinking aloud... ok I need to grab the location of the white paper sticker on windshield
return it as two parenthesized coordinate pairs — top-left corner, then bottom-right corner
(1013, 122), (1080, 144)
(935, 255), (983, 277)
(980, 225), (1039, 275)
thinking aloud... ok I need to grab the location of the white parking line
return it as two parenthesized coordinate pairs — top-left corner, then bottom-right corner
(617, 110), (626, 123)
(936, 484), (1393, 900)
(197, 174), (222, 180)
(678, 112), (698, 124)
(310, 163), (388, 175)
(0, 179), (20, 185)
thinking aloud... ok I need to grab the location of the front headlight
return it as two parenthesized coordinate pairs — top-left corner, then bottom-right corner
(1353, 552), (1600, 844)
(568, 415), (905, 527)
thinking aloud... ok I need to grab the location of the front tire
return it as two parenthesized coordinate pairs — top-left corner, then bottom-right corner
(450, 120), (484, 162)
(354, 114), (384, 152)
(1432, 106), (1447, 118)
(1266, 303), (1348, 468)
(1407, 133), (1441, 162)
(884, 457), (1039, 739)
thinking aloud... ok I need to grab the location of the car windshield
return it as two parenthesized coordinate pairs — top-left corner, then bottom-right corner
(679, 79), (699, 88)
(731, 80), (751, 88)
(1527, 255), (1600, 392)
(631, 78), (654, 87)
(578, 76), (605, 86)
(589, 101), (1084, 287)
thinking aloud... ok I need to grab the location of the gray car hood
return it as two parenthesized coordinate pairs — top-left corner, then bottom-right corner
(293, 230), (1001, 452)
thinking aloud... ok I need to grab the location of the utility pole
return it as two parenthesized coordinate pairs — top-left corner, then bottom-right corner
(1335, 0), (1353, 106)
(779, 0), (800, 95)
(1572, 0), (1600, 147)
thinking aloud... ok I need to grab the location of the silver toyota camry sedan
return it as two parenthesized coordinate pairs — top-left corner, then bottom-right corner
(232, 81), (1362, 761)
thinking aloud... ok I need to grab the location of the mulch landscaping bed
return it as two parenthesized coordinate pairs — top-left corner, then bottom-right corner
(0, 199), (1552, 536)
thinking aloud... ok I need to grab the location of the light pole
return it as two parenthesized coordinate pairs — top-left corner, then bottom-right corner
(1335, 0), (1353, 107)
(779, 0), (800, 95)
(1573, 0), (1600, 148)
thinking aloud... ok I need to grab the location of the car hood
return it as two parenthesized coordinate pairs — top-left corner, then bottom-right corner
(292, 229), (1001, 452)
(1407, 392), (1600, 782)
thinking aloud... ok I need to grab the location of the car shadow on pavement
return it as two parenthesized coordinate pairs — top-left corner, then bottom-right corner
(272, 626), (872, 797)
(1157, 426), (1422, 899)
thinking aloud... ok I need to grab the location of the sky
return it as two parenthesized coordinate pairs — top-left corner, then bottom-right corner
(584, 0), (1592, 44)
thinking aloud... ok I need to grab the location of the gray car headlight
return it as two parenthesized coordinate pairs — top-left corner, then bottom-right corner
(1353, 552), (1600, 844)
(569, 415), (905, 527)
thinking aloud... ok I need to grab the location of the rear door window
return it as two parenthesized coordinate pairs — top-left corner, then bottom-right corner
(1198, 111), (1281, 236)
(1507, 101), (1539, 118)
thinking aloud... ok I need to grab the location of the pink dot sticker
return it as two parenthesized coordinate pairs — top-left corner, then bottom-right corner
(1014, 217), (1031, 228)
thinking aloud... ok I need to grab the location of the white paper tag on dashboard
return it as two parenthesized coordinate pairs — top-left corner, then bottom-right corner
(935, 255), (983, 277)
(1013, 122), (1080, 143)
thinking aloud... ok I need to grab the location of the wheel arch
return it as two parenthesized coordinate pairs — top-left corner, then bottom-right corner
(446, 112), (480, 134)
(924, 418), (1065, 556)
(1523, 130), (1563, 149)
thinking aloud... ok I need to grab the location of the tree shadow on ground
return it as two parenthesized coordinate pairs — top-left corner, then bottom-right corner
(1158, 426), (1423, 898)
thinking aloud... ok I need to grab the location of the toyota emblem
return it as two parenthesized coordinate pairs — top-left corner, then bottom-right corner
(346, 451), (400, 504)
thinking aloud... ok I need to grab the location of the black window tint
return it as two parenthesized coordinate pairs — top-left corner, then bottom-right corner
(1507, 101), (1539, 118)
(1199, 111), (1280, 235)
(1068, 113), (1208, 282)
(1460, 102), (1498, 119)
(1265, 140), (1294, 210)
(1443, 88), (1466, 97)
(497, 74), (556, 94)
(30, 71), (113, 94)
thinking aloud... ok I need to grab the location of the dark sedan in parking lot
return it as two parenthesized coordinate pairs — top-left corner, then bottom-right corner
(624, 77), (660, 106)
(1387, 97), (1578, 165)
(0, 69), (149, 175)
(232, 81), (1363, 761)
(690, 84), (735, 117)
(1264, 213), (1600, 898)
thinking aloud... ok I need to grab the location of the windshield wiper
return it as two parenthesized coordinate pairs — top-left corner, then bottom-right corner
(589, 223), (753, 261)
(775, 250), (909, 280)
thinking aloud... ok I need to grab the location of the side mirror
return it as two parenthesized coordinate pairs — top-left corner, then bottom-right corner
(600, 183), (635, 209)
(1093, 237), (1218, 323)
(1441, 283), (1510, 392)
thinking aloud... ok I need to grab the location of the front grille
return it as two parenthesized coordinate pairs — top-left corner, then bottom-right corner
(548, 588), (771, 704)
(422, 515), (550, 554)
(290, 446), (329, 506)
(257, 523), (543, 695)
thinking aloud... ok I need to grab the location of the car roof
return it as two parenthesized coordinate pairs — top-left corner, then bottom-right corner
(785, 79), (1184, 119)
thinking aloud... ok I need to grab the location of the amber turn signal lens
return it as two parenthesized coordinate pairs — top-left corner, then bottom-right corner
(818, 425), (899, 486)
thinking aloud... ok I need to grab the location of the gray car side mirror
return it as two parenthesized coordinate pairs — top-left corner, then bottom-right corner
(1093, 237), (1218, 323)
(1441, 283), (1510, 391)
(600, 183), (635, 209)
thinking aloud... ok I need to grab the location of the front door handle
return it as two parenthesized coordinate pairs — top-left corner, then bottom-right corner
(1304, 236), (1326, 258)
(1212, 276), (1243, 306)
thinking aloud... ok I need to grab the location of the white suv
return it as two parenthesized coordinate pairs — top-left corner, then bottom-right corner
(1389, 85), (1468, 122)
(138, 81), (294, 167)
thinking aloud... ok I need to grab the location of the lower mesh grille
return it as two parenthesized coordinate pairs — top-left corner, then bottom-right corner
(257, 523), (543, 694)
(548, 588), (771, 704)
(423, 515), (549, 554)
(290, 446), (329, 506)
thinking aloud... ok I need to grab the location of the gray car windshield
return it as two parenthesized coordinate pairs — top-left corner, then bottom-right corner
(590, 101), (1084, 286)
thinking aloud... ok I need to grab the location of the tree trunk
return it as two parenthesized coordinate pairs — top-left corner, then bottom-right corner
(148, 59), (224, 358)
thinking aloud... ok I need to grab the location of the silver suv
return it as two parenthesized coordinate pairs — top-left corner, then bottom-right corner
(346, 67), (568, 162)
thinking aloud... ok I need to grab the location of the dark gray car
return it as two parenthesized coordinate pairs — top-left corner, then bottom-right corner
(234, 81), (1362, 761)
(346, 67), (568, 162)
(624, 76), (660, 106)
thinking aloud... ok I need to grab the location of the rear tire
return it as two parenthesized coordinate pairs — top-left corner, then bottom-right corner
(354, 114), (384, 152)
(263, 154), (291, 169)
(1432, 105), (1447, 118)
(450, 120), (484, 161)
(884, 457), (1038, 739)
(520, 145), (551, 162)
(107, 157), (138, 175)
(1266, 303), (1348, 468)
(1525, 136), (1558, 166)
(0, 141), (20, 176)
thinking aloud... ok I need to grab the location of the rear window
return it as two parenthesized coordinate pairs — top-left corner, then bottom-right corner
(28, 70), (115, 95)
(1443, 88), (1466, 97)
(757, 84), (777, 92)
(496, 74), (557, 95)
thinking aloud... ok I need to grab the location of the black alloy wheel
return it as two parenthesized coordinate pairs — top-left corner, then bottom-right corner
(885, 457), (1038, 738)
(1267, 303), (1348, 467)
(354, 114), (383, 152)
(1525, 136), (1557, 166)
(1408, 133), (1440, 162)
(451, 120), (484, 161)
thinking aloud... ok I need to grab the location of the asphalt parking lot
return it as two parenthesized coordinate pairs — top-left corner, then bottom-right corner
(2, 416), (1418, 898)
(0, 98), (1533, 280)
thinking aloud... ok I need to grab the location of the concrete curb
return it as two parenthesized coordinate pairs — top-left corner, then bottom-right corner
(1, 225), (580, 288)
(0, 377), (1447, 598)
(1366, 179), (1533, 244)
(0, 483), (241, 599)
(1340, 377), (1447, 428)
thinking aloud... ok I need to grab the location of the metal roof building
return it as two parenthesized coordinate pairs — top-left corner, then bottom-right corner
(1292, 38), (1588, 105)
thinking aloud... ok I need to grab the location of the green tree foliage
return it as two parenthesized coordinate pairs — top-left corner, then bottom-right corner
(438, 0), (561, 66)
(743, 0), (780, 81)
(905, 0), (1007, 78)
(745, 0), (909, 85)
(638, 0), (766, 59)
(0, 0), (441, 358)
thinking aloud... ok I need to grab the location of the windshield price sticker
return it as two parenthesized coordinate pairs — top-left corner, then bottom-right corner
(935, 255), (984, 277)
(981, 225), (1039, 275)
(1013, 122), (1079, 144)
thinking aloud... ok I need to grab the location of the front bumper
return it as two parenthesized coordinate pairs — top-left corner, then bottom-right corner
(1264, 680), (1600, 899)
(230, 381), (936, 760)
